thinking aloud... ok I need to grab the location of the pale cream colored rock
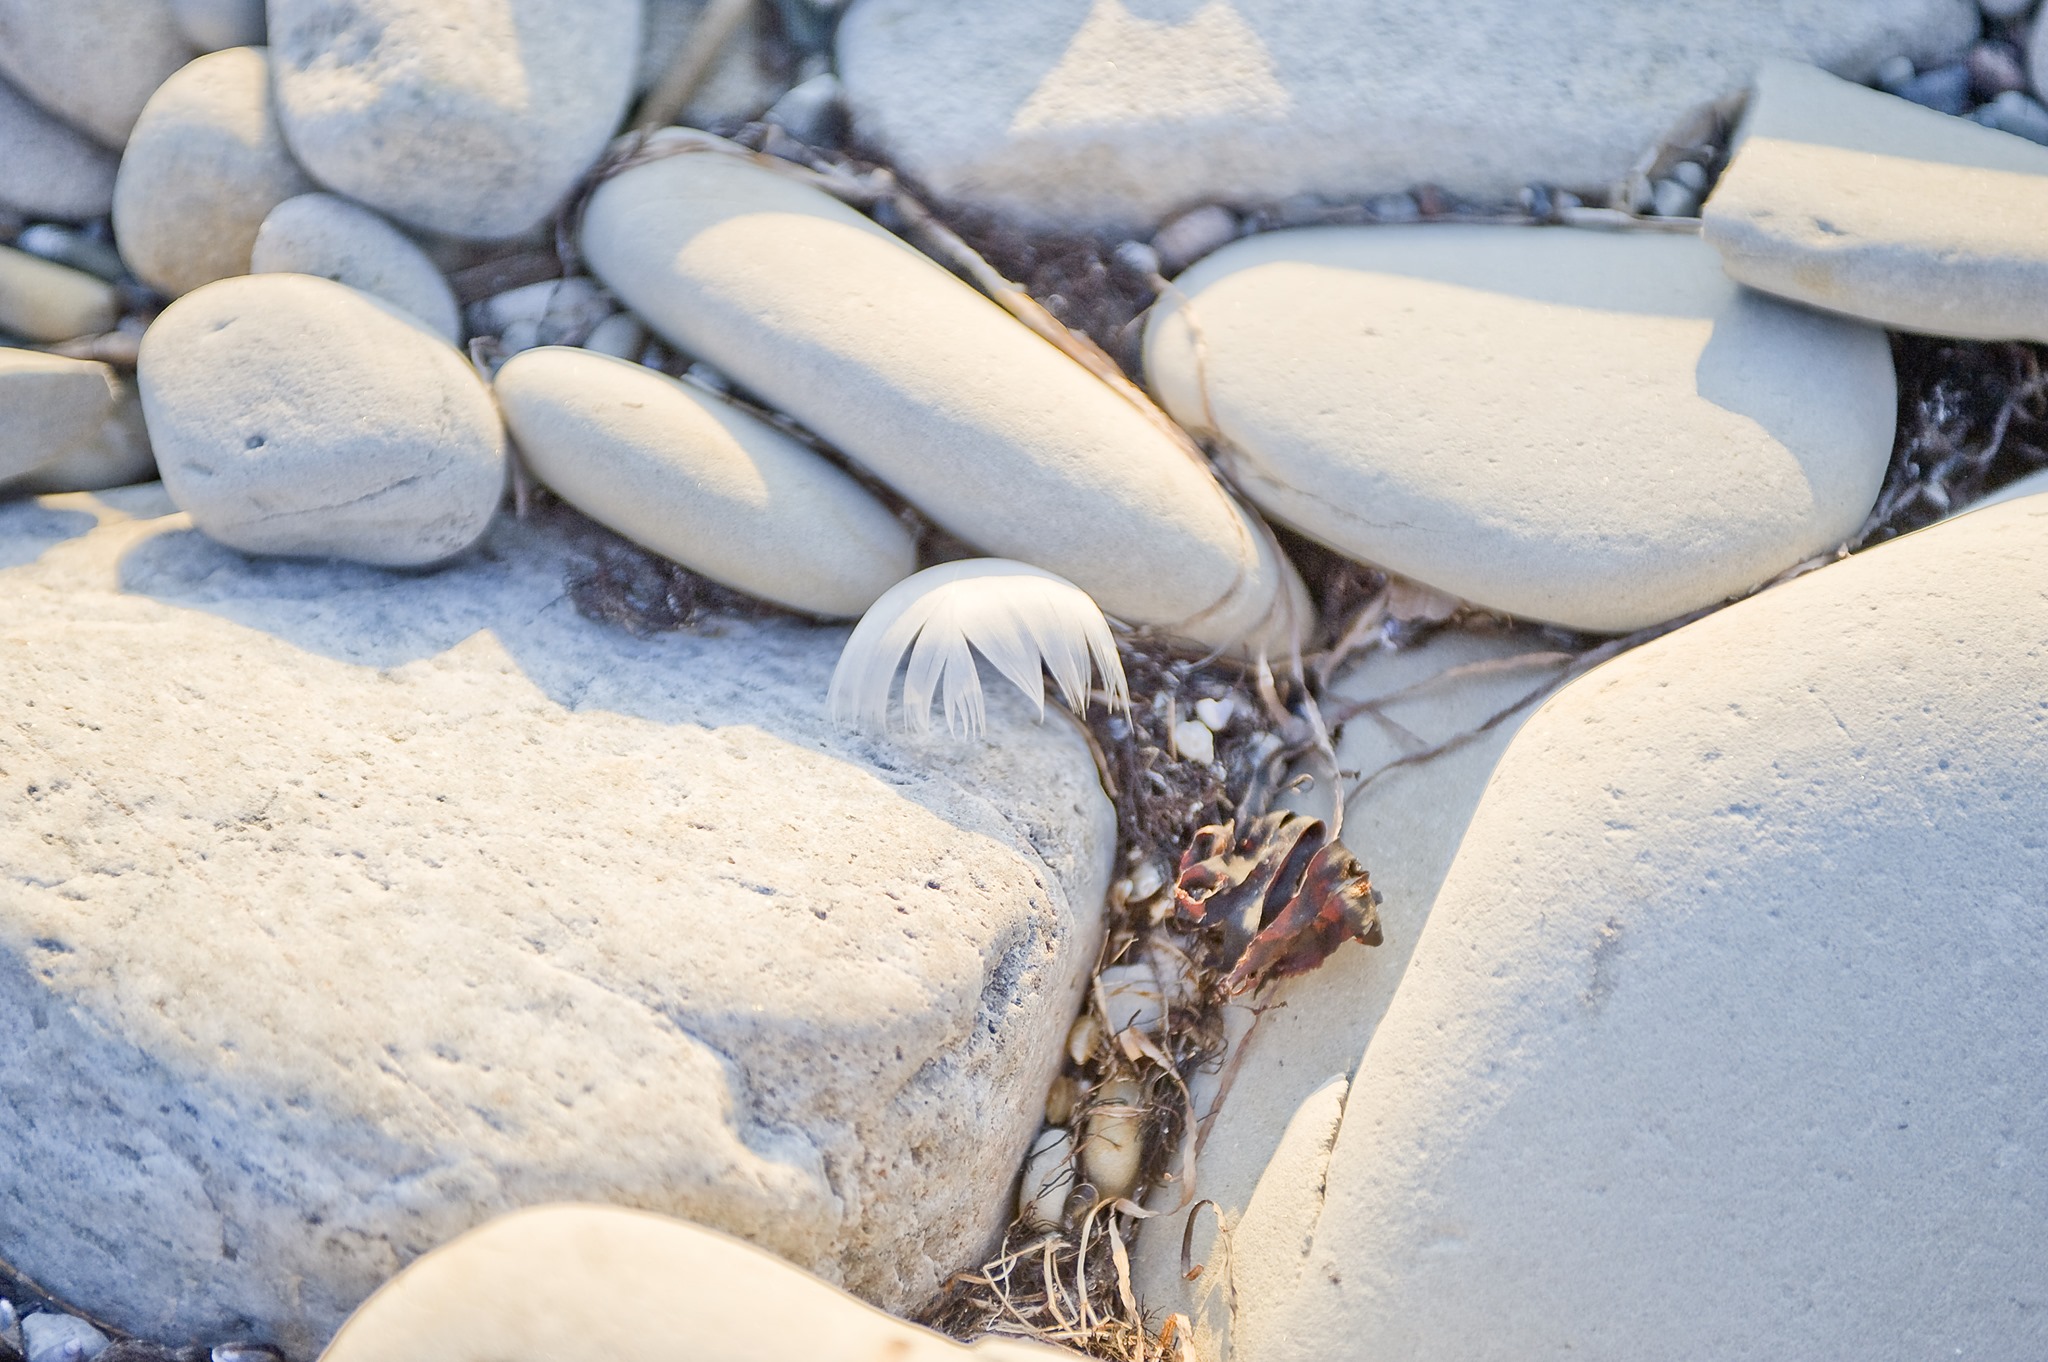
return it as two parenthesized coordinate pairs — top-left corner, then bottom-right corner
(0, 0), (195, 147)
(1131, 626), (1570, 1361)
(319, 1205), (1075, 1362)
(0, 245), (119, 342)
(1258, 493), (2048, 1362)
(167, 0), (263, 51)
(138, 273), (504, 566)
(112, 47), (313, 298)
(496, 347), (914, 617)
(1704, 60), (2048, 341)
(0, 374), (155, 495)
(0, 75), (118, 220)
(0, 349), (119, 481)
(251, 193), (461, 342)
(269, 0), (641, 239)
(581, 138), (1304, 651)
(836, 0), (1976, 231)
(1146, 225), (1896, 633)
(0, 491), (1112, 1353)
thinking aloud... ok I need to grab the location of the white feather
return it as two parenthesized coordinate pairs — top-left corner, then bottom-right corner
(829, 559), (1130, 736)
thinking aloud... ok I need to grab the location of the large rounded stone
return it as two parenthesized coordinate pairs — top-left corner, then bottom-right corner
(251, 193), (461, 343)
(0, 0), (195, 148)
(0, 349), (118, 482)
(113, 46), (315, 298)
(1704, 61), (2048, 342)
(836, 0), (1976, 231)
(0, 75), (118, 220)
(0, 490), (1111, 1355)
(1146, 225), (1896, 633)
(496, 347), (916, 617)
(138, 273), (505, 566)
(581, 137), (1304, 651)
(1254, 492), (2048, 1361)
(321, 1206), (1069, 1362)
(0, 376), (156, 496)
(269, 0), (642, 239)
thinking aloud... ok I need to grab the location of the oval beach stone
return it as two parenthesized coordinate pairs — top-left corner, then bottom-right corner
(138, 272), (505, 566)
(580, 137), (1303, 651)
(1146, 224), (1896, 633)
(252, 193), (461, 343)
(0, 0), (195, 147)
(113, 46), (315, 298)
(496, 347), (916, 616)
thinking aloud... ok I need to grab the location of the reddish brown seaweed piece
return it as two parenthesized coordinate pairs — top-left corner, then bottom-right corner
(1221, 840), (1382, 996)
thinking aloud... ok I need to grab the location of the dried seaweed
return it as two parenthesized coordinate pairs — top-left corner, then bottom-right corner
(1855, 335), (2048, 547)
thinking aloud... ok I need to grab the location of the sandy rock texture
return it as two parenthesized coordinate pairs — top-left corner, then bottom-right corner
(1705, 60), (2048, 341)
(836, 0), (1977, 230)
(269, 0), (642, 239)
(113, 46), (314, 298)
(581, 137), (1305, 652)
(0, 488), (1113, 1356)
(138, 273), (505, 567)
(0, 350), (120, 482)
(1252, 491), (2048, 1361)
(1146, 225), (1896, 633)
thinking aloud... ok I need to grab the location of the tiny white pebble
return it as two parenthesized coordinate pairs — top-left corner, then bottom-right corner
(1194, 695), (1235, 732)
(1172, 717), (1215, 765)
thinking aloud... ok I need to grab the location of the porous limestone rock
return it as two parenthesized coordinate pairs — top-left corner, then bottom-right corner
(137, 272), (504, 566)
(251, 193), (462, 343)
(0, 0), (195, 147)
(1254, 491), (2048, 1361)
(320, 1205), (1075, 1362)
(581, 136), (1305, 651)
(495, 347), (916, 616)
(269, 0), (642, 239)
(113, 46), (315, 298)
(0, 488), (1113, 1355)
(1704, 60), (2048, 341)
(0, 349), (119, 482)
(1145, 225), (1896, 633)
(835, 0), (1977, 230)
(0, 76), (118, 220)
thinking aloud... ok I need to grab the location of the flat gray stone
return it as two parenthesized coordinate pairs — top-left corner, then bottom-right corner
(836, 0), (1977, 230)
(112, 46), (315, 298)
(138, 272), (505, 567)
(1254, 491), (2048, 1361)
(0, 489), (1113, 1355)
(1704, 60), (2048, 340)
(270, 0), (641, 239)
(0, 0), (194, 147)
(0, 75), (117, 220)
(251, 193), (461, 343)
(1145, 225), (1896, 633)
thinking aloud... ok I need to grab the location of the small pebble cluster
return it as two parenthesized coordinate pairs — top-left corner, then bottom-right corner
(5, 0), (2048, 1360)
